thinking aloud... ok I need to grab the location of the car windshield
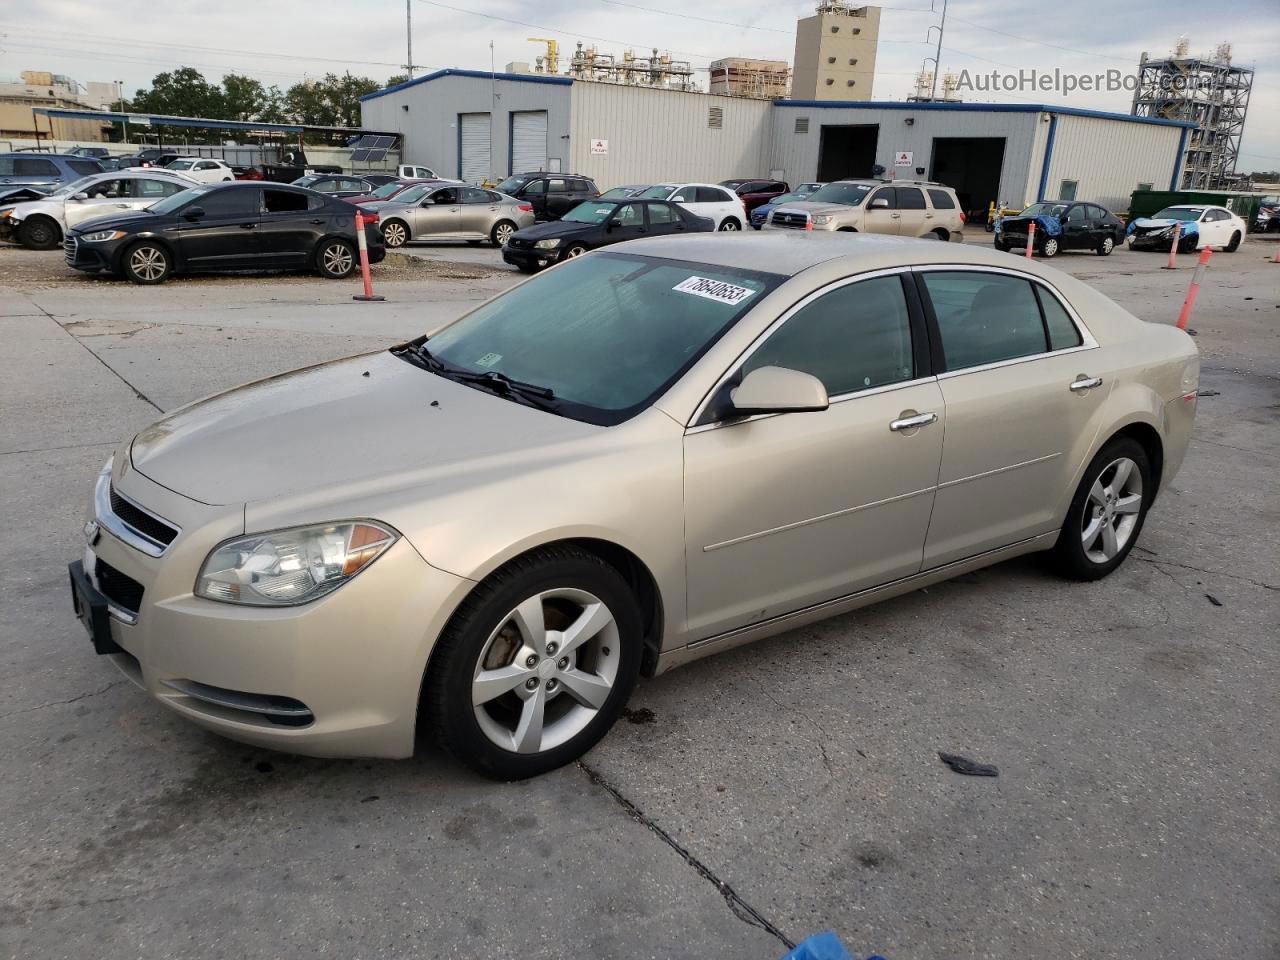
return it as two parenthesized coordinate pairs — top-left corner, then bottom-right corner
(166, 160), (196, 170)
(636, 185), (676, 199)
(598, 186), (645, 199)
(1153, 207), (1204, 222)
(370, 182), (407, 199)
(494, 174), (534, 194)
(562, 201), (623, 224)
(804, 182), (874, 205)
(1020, 202), (1070, 218)
(771, 192), (807, 205)
(147, 184), (215, 215)
(421, 253), (784, 424)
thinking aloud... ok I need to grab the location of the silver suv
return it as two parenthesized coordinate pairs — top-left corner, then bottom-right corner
(764, 179), (965, 241)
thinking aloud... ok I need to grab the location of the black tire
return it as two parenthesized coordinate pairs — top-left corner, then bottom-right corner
(718, 217), (741, 232)
(993, 237), (1010, 252)
(1178, 234), (1196, 254)
(1096, 235), (1116, 256)
(121, 241), (172, 284)
(422, 546), (643, 780)
(490, 219), (517, 247)
(561, 244), (588, 261)
(1225, 230), (1241, 253)
(1041, 236), (1060, 258)
(931, 228), (949, 242)
(381, 219), (409, 248)
(1050, 436), (1152, 581)
(315, 238), (356, 278)
(17, 216), (62, 250)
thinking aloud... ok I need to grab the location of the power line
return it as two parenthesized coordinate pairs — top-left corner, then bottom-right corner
(943, 14), (1135, 65)
(0, 40), (313, 83)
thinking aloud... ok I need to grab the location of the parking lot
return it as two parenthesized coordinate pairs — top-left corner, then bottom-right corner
(2, 233), (1277, 959)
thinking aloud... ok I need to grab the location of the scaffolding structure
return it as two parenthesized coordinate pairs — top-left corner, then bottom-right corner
(906, 70), (961, 102)
(560, 43), (697, 92)
(1131, 40), (1253, 189)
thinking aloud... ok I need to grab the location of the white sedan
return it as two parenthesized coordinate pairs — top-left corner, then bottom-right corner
(635, 183), (747, 231)
(1127, 204), (1247, 253)
(164, 157), (236, 184)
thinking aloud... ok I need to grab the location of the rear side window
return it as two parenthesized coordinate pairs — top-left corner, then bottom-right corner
(263, 189), (309, 213)
(68, 160), (103, 176)
(133, 178), (184, 198)
(645, 202), (678, 224)
(547, 179), (569, 193)
(926, 189), (955, 209)
(896, 187), (926, 210)
(743, 275), (915, 396)
(698, 186), (732, 203)
(15, 157), (58, 176)
(1036, 287), (1083, 350)
(462, 187), (491, 203)
(922, 272), (1047, 370)
(1087, 204), (1107, 220)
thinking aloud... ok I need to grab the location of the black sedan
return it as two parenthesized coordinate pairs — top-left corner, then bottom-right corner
(994, 200), (1126, 257)
(63, 181), (384, 284)
(502, 198), (712, 272)
(291, 174), (380, 198)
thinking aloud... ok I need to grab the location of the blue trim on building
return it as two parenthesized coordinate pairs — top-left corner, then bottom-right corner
(1037, 113), (1059, 201)
(1170, 126), (1189, 190)
(772, 99), (1196, 129)
(361, 68), (573, 103)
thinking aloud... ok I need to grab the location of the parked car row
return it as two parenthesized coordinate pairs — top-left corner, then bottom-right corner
(761, 179), (967, 242)
(993, 200), (1247, 256)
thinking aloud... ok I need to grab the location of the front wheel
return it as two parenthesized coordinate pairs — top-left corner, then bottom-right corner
(17, 216), (61, 250)
(1224, 230), (1241, 252)
(1041, 236), (1060, 257)
(421, 546), (643, 780)
(122, 241), (172, 284)
(490, 219), (516, 247)
(718, 218), (741, 232)
(1050, 437), (1151, 581)
(381, 219), (408, 248)
(561, 244), (588, 260)
(316, 238), (356, 278)
(993, 237), (1010, 252)
(1097, 235), (1115, 256)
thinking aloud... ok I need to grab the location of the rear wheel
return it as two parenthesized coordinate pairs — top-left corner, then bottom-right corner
(1050, 437), (1151, 581)
(931, 228), (949, 242)
(490, 219), (516, 247)
(1097, 235), (1115, 256)
(121, 241), (172, 284)
(1225, 230), (1241, 253)
(17, 216), (61, 250)
(381, 219), (408, 248)
(316, 238), (356, 278)
(1041, 236), (1060, 257)
(422, 546), (643, 780)
(718, 218), (741, 232)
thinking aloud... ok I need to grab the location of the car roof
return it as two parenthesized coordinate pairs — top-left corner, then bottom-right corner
(615, 231), (1055, 278)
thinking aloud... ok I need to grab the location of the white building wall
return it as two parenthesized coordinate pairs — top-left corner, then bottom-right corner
(359, 72), (573, 182)
(1042, 113), (1183, 211)
(569, 82), (771, 188)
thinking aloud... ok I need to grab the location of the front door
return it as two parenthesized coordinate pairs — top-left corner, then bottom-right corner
(863, 187), (901, 235)
(893, 186), (929, 237)
(683, 272), (944, 636)
(172, 187), (263, 267)
(916, 268), (1108, 568)
(65, 178), (135, 229)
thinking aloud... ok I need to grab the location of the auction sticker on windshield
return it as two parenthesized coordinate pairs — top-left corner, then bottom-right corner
(672, 276), (758, 307)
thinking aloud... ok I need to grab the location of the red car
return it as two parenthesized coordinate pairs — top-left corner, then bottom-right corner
(344, 178), (441, 205)
(720, 178), (790, 212)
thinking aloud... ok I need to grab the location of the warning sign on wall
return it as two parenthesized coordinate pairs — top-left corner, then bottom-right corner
(590, 139), (609, 155)
(894, 150), (913, 167)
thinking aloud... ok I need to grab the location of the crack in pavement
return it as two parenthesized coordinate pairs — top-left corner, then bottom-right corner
(0, 680), (125, 722)
(761, 686), (835, 776)
(1133, 555), (1278, 592)
(0, 439), (119, 458)
(578, 760), (796, 951)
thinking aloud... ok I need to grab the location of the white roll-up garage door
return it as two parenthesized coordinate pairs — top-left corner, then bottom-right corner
(510, 110), (548, 174)
(459, 113), (490, 184)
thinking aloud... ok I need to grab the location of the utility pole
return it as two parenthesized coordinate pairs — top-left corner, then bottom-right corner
(930, 0), (947, 102)
(489, 40), (496, 185)
(406, 0), (415, 78)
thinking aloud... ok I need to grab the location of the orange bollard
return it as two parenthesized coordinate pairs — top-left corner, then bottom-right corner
(1176, 245), (1212, 330)
(352, 210), (385, 303)
(1025, 221), (1036, 258)
(1162, 222), (1182, 269)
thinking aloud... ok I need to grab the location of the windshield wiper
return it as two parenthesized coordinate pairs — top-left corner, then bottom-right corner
(392, 339), (559, 411)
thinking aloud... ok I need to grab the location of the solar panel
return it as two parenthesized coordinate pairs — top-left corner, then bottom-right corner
(351, 149), (371, 162)
(367, 149), (388, 162)
(372, 135), (394, 149)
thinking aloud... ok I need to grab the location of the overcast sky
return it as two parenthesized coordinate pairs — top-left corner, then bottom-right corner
(4, 0), (1277, 169)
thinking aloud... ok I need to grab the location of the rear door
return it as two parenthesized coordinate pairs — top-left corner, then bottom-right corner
(173, 187), (264, 267)
(458, 186), (497, 237)
(916, 267), (1106, 568)
(642, 201), (686, 237)
(1060, 204), (1091, 250)
(894, 186), (929, 236)
(257, 188), (321, 265)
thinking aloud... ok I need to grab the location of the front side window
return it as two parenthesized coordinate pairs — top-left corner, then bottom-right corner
(922, 271), (1049, 371)
(84, 179), (127, 198)
(614, 203), (644, 226)
(422, 253), (783, 424)
(743, 275), (915, 397)
(1064, 205), (1087, 223)
(429, 187), (459, 204)
(523, 179), (547, 195)
(154, 185), (257, 217)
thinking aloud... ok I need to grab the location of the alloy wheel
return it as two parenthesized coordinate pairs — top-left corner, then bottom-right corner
(471, 588), (620, 754)
(1043, 238), (1059, 257)
(1081, 457), (1143, 563)
(719, 219), (739, 231)
(565, 245), (586, 258)
(129, 246), (166, 281)
(322, 242), (354, 276)
(493, 222), (514, 246)
(1100, 237), (1114, 254)
(383, 222), (407, 247)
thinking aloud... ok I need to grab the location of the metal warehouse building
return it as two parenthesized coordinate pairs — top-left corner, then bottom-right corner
(360, 69), (1193, 214)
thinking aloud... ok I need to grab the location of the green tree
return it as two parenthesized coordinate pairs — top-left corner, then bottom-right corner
(284, 72), (383, 130)
(220, 73), (270, 122)
(129, 67), (226, 119)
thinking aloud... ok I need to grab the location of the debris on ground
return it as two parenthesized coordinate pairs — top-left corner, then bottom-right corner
(938, 752), (999, 777)
(1205, 593), (1223, 607)
(622, 706), (656, 725)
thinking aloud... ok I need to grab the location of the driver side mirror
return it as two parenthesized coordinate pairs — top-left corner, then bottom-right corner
(72, 191), (89, 201)
(869, 197), (889, 210)
(183, 206), (206, 221)
(607, 217), (624, 229)
(728, 366), (829, 418)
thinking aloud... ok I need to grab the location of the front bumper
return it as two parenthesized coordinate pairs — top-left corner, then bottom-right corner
(502, 243), (553, 269)
(0, 217), (15, 242)
(63, 234), (118, 272)
(74, 461), (472, 758)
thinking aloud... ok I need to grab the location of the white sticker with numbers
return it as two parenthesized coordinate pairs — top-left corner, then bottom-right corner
(671, 276), (757, 307)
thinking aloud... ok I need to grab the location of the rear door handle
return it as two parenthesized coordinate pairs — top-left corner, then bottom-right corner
(240, 223), (256, 229)
(1069, 376), (1103, 392)
(889, 412), (938, 431)
(890, 213), (901, 219)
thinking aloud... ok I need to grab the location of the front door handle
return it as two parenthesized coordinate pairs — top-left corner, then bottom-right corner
(890, 412), (938, 432)
(1069, 376), (1103, 392)
(310, 219), (325, 224)
(240, 223), (256, 229)
(890, 212), (901, 219)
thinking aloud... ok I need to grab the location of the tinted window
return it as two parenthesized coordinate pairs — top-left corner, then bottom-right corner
(195, 161), (218, 170)
(264, 189), (309, 213)
(669, 188), (695, 202)
(186, 187), (259, 217)
(523, 179), (547, 195)
(646, 202), (678, 224)
(868, 188), (895, 209)
(15, 157), (58, 176)
(897, 187), (926, 210)
(1087, 204), (1107, 220)
(571, 179), (593, 192)
(310, 179), (338, 192)
(926, 188), (955, 209)
(806, 182), (873, 206)
(340, 179), (367, 192)
(485, 190), (504, 202)
(1064, 205), (1088, 222)
(923, 272), (1048, 370)
(1036, 287), (1083, 351)
(698, 186), (732, 203)
(768, 182), (787, 192)
(743, 275), (914, 396)
(462, 187), (491, 203)
(68, 160), (103, 176)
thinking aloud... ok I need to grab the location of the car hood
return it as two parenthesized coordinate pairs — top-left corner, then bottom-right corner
(129, 351), (600, 506)
(0, 185), (55, 203)
(1126, 217), (1200, 237)
(70, 209), (160, 234)
(512, 220), (594, 241)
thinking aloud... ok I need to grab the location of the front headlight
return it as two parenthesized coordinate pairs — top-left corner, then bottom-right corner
(196, 521), (398, 606)
(811, 215), (832, 225)
(81, 229), (126, 243)
(534, 238), (562, 250)
(0, 208), (14, 220)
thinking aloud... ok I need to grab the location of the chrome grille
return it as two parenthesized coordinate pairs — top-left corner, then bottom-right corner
(771, 210), (809, 229)
(109, 484), (178, 547)
(63, 235), (77, 263)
